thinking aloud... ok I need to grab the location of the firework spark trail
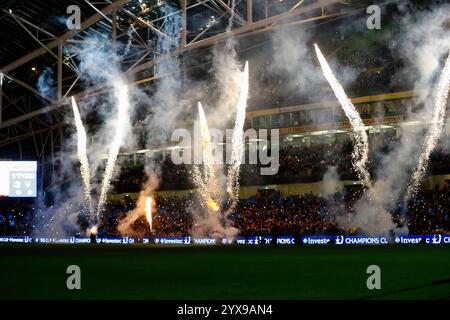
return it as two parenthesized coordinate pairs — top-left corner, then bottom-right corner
(314, 44), (372, 188)
(226, 0), (236, 31)
(226, 61), (249, 213)
(96, 84), (131, 218)
(71, 97), (94, 218)
(407, 52), (450, 200)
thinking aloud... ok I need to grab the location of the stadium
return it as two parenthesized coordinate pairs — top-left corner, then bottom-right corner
(1, 0), (450, 302)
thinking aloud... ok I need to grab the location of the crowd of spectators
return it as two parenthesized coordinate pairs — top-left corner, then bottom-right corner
(2, 185), (449, 238)
(407, 186), (450, 234)
(232, 191), (338, 237)
(111, 134), (450, 191)
(276, 141), (353, 180)
(98, 186), (450, 237)
(246, 36), (409, 110)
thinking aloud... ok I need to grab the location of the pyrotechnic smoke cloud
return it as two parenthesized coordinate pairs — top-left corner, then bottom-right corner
(396, 4), (450, 102)
(269, 26), (357, 106)
(144, 4), (184, 144)
(321, 166), (340, 199)
(208, 0), (244, 129)
(37, 67), (56, 99)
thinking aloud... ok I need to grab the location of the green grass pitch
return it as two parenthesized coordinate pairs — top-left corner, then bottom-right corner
(1, 244), (450, 299)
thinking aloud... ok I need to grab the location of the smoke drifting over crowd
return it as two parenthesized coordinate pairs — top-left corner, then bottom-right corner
(32, 1), (248, 238)
(407, 52), (450, 199)
(328, 4), (450, 236)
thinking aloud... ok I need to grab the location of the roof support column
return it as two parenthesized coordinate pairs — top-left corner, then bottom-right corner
(57, 40), (63, 100)
(181, 0), (187, 47)
(0, 75), (3, 124)
(112, 9), (117, 54)
(247, 0), (252, 24)
(265, 0), (268, 19)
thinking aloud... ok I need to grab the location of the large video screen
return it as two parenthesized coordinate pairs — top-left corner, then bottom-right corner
(0, 161), (37, 197)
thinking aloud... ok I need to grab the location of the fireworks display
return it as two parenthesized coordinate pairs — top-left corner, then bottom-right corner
(71, 97), (94, 219)
(191, 62), (249, 237)
(96, 84), (132, 219)
(314, 44), (372, 188)
(6, 2), (450, 304)
(192, 102), (218, 211)
(407, 51), (450, 199)
(9, 1), (449, 242)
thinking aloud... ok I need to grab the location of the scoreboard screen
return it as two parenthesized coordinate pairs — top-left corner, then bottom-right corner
(0, 161), (37, 197)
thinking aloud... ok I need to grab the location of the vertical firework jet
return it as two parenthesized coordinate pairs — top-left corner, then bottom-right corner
(71, 97), (94, 218)
(97, 84), (131, 218)
(192, 102), (217, 209)
(407, 52), (450, 199)
(226, 61), (249, 213)
(198, 102), (216, 186)
(314, 44), (372, 188)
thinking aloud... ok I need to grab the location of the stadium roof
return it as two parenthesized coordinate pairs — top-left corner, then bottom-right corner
(0, 0), (373, 190)
(0, 0), (361, 135)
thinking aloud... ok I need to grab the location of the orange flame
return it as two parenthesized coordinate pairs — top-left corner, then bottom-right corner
(88, 225), (98, 236)
(145, 196), (153, 231)
(206, 198), (219, 212)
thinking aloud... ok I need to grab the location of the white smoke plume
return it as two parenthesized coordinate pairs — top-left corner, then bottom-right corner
(37, 67), (56, 99)
(321, 166), (340, 199)
(397, 4), (450, 102)
(208, 0), (244, 129)
(269, 27), (357, 106)
(144, 4), (185, 145)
